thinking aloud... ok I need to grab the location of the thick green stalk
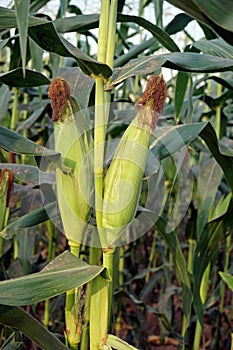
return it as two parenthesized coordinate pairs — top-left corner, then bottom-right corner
(94, 0), (110, 246)
(91, 1), (118, 348)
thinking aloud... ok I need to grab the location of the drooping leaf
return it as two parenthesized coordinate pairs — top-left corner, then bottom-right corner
(0, 250), (104, 305)
(166, 0), (233, 45)
(53, 13), (99, 33)
(0, 305), (68, 350)
(165, 13), (194, 35)
(14, 0), (30, 76)
(0, 68), (50, 87)
(0, 202), (57, 240)
(117, 14), (180, 52)
(108, 52), (233, 89)
(0, 124), (58, 157)
(28, 22), (112, 78)
(193, 0), (233, 32)
(191, 39), (233, 58)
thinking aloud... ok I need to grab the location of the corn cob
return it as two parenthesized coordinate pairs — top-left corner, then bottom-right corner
(102, 75), (166, 247)
(48, 78), (93, 245)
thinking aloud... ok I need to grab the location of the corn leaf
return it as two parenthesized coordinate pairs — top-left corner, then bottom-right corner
(108, 52), (233, 89)
(28, 22), (112, 79)
(0, 305), (68, 350)
(0, 202), (57, 240)
(196, 158), (223, 237)
(117, 14), (180, 52)
(166, 0), (233, 45)
(191, 39), (233, 58)
(219, 272), (233, 291)
(0, 124), (59, 157)
(0, 251), (104, 305)
(153, 215), (192, 334)
(14, 0), (30, 76)
(0, 68), (50, 87)
(193, 202), (233, 325)
(106, 334), (139, 350)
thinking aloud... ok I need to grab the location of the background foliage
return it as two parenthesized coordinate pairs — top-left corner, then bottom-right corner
(0, 0), (233, 349)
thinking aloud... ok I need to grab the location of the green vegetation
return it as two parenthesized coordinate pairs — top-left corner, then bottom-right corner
(0, 1), (233, 349)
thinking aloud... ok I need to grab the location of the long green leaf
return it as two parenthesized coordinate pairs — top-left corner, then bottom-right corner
(191, 39), (233, 58)
(166, 0), (233, 45)
(0, 68), (50, 87)
(193, 0), (233, 31)
(0, 305), (68, 350)
(0, 251), (104, 305)
(0, 202), (57, 240)
(14, 0), (30, 76)
(53, 13), (99, 33)
(0, 124), (58, 157)
(165, 13), (194, 35)
(28, 22), (112, 78)
(117, 13), (180, 52)
(0, 6), (47, 29)
(150, 122), (207, 161)
(108, 52), (233, 89)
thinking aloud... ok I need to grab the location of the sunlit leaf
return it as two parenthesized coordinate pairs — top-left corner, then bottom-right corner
(219, 272), (233, 291)
(0, 251), (104, 305)
(108, 52), (233, 89)
(106, 334), (139, 350)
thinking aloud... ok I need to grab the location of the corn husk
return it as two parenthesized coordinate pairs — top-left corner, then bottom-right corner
(102, 75), (166, 247)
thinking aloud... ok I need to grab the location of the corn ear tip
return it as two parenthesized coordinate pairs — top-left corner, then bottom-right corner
(135, 74), (166, 128)
(48, 77), (71, 122)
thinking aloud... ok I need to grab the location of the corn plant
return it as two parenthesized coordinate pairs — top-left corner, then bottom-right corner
(0, 1), (233, 350)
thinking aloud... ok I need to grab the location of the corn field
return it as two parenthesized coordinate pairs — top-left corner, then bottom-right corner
(0, 1), (233, 349)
